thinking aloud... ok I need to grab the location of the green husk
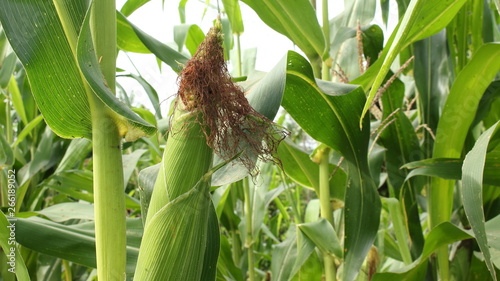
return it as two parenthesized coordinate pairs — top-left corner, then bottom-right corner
(134, 174), (212, 280)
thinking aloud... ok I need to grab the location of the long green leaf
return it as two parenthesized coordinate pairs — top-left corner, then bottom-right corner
(0, 130), (14, 168)
(201, 204), (220, 281)
(173, 24), (205, 55)
(55, 138), (92, 173)
(434, 43), (500, 158)
(0, 0), (92, 138)
(77, 8), (155, 141)
(403, 156), (500, 186)
(372, 222), (473, 280)
(15, 216), (142, 274)
(0, 0), (154, 140)
(298, 219), (342, 258)
(43, 170), (140, 210)
(461, 121), (500, 281)
(430, 43), (500, 230)
(12, 115), (44, 148)
(282, 51), (380, 281)
(278, 140), (347, 199)
(120, 0), (150, 17)
(7, 75), (29, 126)
(271, 226), (298, 281)
(0, 211), (30, 281)
(117, 12), (151, 53)
(221, 0), (244, 34)
(413, 32), (450, 148)
(360, 0), (467, 124)
(241, 0), (325, 61)
(119, 12), (189, 72)
(0, 52), (16, 88)
(378, 77), (424, 257)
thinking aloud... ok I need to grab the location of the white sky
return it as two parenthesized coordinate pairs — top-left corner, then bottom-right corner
(115, 0), (397, 112)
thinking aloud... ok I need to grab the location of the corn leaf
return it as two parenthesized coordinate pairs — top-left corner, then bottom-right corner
(122, 149), (147, 188)
(0, 0), (91, 138)
(7, 75), (29, 126)
(173, 24), (205, 56)
(429, 43), (500, 232)
(360, 0), (467, 124)
(377, 77), (424, 257)
(55, 138), (92, 173)
(18, 127), (53, 186)
(0, 0), (154, 140)
(218, 235), (245, 281)
(486, 214), (500, 269)
(241, 0), (325, 61)
(12, 115), (44, 148)
(221, 0), (244, 34)
(271, 226), (298, 281)
(77, 8), (155, 140)
(117, 12), (151, 53)
(278, 140), (347, 199)
(461, 121), (500, 281)
(33, 202), (94, 223)
(120, 12), (189, 72)
(120, 0), (150, 17)
(434, 43), (500, 158)
(281, 51), (380, 281)
(0, 211), (30, 280)
(291, 229), (318, 280)
(43, 170), (141, 210)
(298, 219), (342, 258)
(0, 130), (14, 168)
(413, 32), (450, 151)
(14, 216), (142, 274)
(0, 52), (16, 88)
(329, 0), (378, 80)
(372, 222), (473, 280)
(403, 156), (500, 187)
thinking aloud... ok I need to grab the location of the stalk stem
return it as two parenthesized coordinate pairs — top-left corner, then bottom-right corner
(321, 0), (331, 81)
(62, 260), (72, 281)
(89, 1), (126, 280)
(429, 178), (454, 280)
(319, 147), (336, 281)
(235, 34), (242, 77)
(90, 98), (126, 281)
(243, 178), (256, 281)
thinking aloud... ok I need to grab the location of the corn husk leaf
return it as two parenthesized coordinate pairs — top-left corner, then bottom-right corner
(133, 175), (212, 280)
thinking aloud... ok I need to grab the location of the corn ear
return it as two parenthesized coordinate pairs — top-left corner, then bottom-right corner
(135, 103), (216, 280)
(134, 146), (237, 280)
(134, 176), (212, 280)
(145, 108), (213, 226)
(135, 21), (284, 280)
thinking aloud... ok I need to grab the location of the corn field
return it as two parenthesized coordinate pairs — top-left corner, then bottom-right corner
(0, 0), (499, 280)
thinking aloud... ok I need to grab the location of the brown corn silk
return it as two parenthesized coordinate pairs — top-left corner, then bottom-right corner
(176, 23), (285, 171)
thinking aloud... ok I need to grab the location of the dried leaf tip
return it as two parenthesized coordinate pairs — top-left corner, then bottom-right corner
(176, 22), (286, 172)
